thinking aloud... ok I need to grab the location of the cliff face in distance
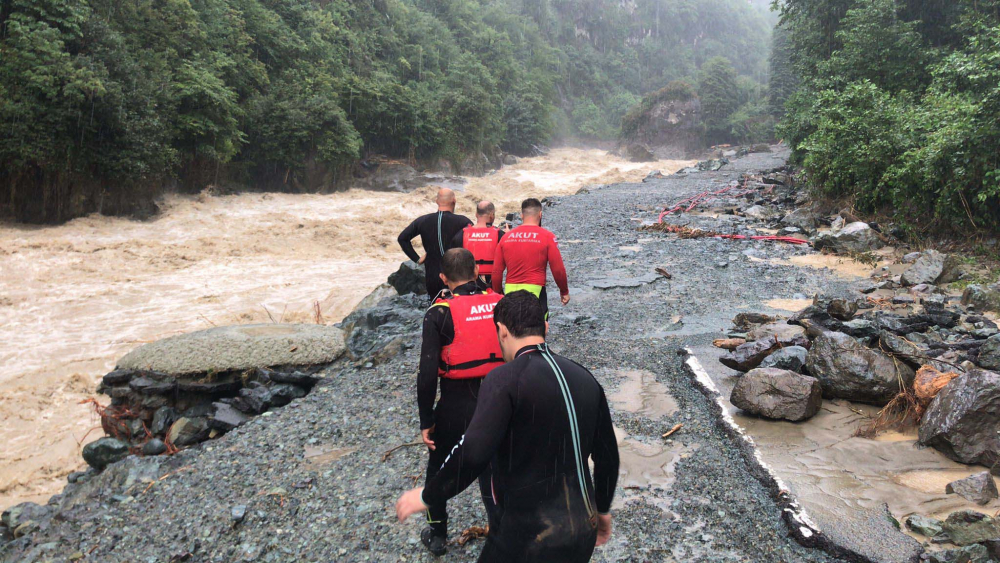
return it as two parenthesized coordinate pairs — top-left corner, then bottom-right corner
(618, 82), (705, 160)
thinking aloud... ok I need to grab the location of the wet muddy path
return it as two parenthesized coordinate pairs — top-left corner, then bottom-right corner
(544, 147), (995, 561)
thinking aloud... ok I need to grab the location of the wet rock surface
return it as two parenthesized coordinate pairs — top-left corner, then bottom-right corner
(919, 369), (1000, 471)
(116, 323), (346, 375)
(387, 260), (427, 296)
(946, 472), (999, 505)
(81, 438), (129, 471)
(0, 148), (882, 562)
(813, 221), (884, 253)
(759, 345), (809, 373)
(730, 368), (823, 421)
(941, 511), (1000, 547)
(806, 331), (915, 404)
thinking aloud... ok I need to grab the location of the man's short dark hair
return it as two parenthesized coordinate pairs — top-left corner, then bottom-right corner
(477, 201), (495, 217)
(521, 198), (542, 216)
(494, 291), (546, 338)
(441, 248), (476, 282)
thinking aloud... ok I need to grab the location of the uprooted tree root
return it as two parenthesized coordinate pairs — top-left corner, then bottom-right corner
(853, 346), (922, 438)
(79, 398), (144, 443)
(80, 397), (178, 456)
(854, 390), (921, 438)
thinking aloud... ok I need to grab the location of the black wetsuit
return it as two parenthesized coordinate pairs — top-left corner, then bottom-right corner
(398, 211), (473, 299)
(422, 344), (620, 562)
(451, 226), (506, 291)
(418, 281), (493, 537)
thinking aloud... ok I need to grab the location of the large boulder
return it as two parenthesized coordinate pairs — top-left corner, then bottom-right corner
(805, 331), (915, 404)
(167, 417), (210, 447)
(901, 250), (963, 286)
(623, 143), (656, 163)
(780, 207), (820, 234)
(919, 369), (1000, 471)
(927, 545), (991, 563)
(941, 511), (1000, 546)
(730, 368), (823, 421)
(812, 222), (884, 254)
(720, 336), (780, 372)
(878, 330), (926, 369)
(962, 283), (1000, 313)
(116, 324), (346, 376)
(82, 437), (130, 471)
(387, 261), (426, 296)
(946, 472), (999, 505)
(355, 162), (425, 192)
(759, 346), (808, 373)
(977, 335), (1000, 370)
(1, 503), (50, 532)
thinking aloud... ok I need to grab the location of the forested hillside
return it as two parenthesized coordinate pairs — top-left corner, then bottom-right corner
(773, 0), (1000, 233)
(0, 0), (771, 223)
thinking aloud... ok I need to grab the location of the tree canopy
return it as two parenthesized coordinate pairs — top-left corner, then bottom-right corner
(773, 0), (1000, 232)
(0, 0), (773, 222)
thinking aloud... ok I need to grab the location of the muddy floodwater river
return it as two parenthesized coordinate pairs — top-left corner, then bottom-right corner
(0, 149), (692, 509)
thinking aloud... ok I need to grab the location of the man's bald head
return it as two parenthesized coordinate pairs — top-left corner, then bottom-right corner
(476, 201), (495, 218)
(436, 188), (457, 211)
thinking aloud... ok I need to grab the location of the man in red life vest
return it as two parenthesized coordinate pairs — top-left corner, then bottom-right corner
(417, 248), (504, 556)
(492, 198), (570, 318)
(452, 201), (505, 290)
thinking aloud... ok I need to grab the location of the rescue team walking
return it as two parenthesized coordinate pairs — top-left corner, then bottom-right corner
(397, 291), (620, 562)
(395, 194), (618, 562)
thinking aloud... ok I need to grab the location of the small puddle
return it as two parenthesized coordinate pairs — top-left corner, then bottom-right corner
(765, 298), (811, 312)
(607, 370), (678, 419)
(769, 253), (886, 279)
(612, 426), (689, 516)
(302, 445), (356, 469)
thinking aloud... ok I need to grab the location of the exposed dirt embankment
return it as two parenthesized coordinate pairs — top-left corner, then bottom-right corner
(0, 148), (692, 510)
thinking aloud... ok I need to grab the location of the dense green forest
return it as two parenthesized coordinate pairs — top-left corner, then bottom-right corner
(773, 0), (1000, 233)
(0, 0), (771, 223)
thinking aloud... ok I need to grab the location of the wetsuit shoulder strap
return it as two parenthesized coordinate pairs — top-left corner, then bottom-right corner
(436, 211), (445, 257)
(535, 344), (596, 519)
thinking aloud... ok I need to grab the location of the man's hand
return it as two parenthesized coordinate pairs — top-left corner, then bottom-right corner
(396, 487), (428, 522)
(418, 254), (427, 265)
(421, 426), (436, 450)
(596, 513), (612, 546)
(561, 294), (571, 306)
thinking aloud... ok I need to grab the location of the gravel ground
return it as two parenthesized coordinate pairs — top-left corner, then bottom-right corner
(3, 148), (863, 562)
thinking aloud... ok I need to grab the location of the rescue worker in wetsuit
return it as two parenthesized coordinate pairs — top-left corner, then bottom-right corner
(397, 290), (619, 562)
(492, 198), (569, 318)
(398, 188), (473, 299)
(452, 201), (504, 290)
(416, 248), (505, 556)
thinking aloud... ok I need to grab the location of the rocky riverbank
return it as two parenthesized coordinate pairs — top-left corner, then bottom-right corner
(6, 146), (996, 562)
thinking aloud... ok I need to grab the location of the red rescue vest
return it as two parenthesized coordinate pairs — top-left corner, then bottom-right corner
(434, 291), (504, 379)
(462, 226), (500, 276)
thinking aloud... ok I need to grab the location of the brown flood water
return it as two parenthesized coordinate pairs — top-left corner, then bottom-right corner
(0, 149), (692, 509)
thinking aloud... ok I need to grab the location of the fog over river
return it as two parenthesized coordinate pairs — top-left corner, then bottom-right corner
(0, 149), (692, 509)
